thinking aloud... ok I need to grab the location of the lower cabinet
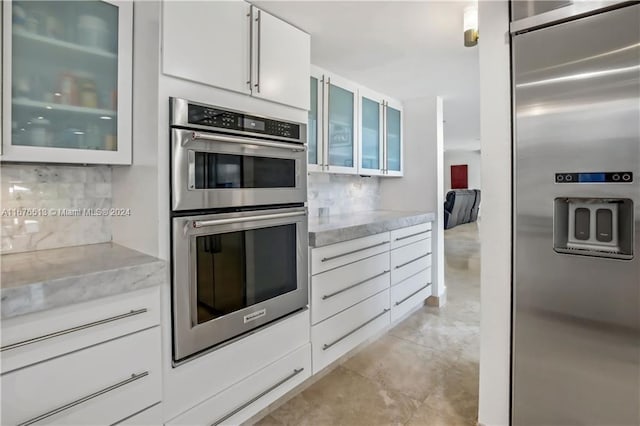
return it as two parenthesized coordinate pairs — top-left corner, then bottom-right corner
(167, 344), (311, 426)
(390, 268), (432, 323)
(0, 287), (162, 426)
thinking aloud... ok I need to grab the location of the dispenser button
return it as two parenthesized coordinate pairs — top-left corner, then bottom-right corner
(565, 174), (573, 182)
(574, 208), (590, 241)
(613, 174), (621, 181)
(622, 173), (631, 182)
(596, 208), (613, 242)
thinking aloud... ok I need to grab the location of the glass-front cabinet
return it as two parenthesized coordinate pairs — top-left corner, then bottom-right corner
(1, 0), (133, 164)
(385, 98), (403, 177)
(358, 88), (383, 176)
(308, 66), (358, 174)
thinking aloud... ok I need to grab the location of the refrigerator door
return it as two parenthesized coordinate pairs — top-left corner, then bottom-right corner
(512, 4), (640, 425)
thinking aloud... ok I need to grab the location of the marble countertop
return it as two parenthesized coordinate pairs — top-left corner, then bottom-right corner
(1, 243), (166, 319)
(309, 210), (435, 247)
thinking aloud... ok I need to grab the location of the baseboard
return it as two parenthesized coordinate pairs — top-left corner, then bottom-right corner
(426, 288), (447, 307)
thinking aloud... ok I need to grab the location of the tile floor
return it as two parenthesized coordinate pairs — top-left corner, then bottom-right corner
(255, 222), (481, 426)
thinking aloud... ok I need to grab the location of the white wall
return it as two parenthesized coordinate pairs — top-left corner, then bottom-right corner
(380, 96), (445, 302)
(478, 1), (512, 425)
(444, 149), (482, 192)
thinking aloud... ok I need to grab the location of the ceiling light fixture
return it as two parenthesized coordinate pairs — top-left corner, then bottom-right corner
(464, 4), (479, 47)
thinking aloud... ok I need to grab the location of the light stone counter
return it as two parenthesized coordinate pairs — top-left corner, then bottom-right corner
(309, 210), (435, 248)
(1, 242), (166, 319)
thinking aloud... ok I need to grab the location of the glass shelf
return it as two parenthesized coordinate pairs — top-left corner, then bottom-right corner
(13, 28), (117, 60)
(13, 98), (117, 116)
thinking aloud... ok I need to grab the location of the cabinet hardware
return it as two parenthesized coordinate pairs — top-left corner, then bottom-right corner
(254, 9), (261, 93)
(394, 284), (431, 306)
(322, 270), (390, 300)
(211, 368), (304, 426)
(395, 230), (431, 241)
(17, 371), (149, 426)
(394, 252), (431, 269)
(193, 211), (305, 228)
(322, 309), (390, 350)
(320, 241), (389, 262)
(1, 309), (148, 352)
(191, 132), (306, 152)
(247, 7), (253, 89)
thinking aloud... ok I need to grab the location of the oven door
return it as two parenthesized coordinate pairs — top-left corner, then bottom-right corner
(171, 128), (307, 211)
(172, 206), (308, 362)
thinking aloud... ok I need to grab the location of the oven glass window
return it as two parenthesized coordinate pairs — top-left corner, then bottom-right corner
(193, 153), (295, 189)
(195, 224), (297, 324)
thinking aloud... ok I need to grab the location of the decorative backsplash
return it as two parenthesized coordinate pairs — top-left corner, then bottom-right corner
(1, 164), (112, 254)
(308, 174), (380, 217)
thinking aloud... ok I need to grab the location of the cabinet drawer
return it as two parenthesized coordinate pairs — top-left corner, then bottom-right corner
(311, 290), (390, 373)
(1, 287), (161, 374)
(390, 222), (432, 250)
(167, 344), (311, 426)
(311, 232), (390, 275)
(311, 252), (390, 325)
(116, 403), (162, 426)
(390, 269), (432, 323)
(391, 238), (432, 286)
(1, 327), (162, 426)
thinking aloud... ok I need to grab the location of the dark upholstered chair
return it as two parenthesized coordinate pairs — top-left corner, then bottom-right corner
(444, 189), (481, 229)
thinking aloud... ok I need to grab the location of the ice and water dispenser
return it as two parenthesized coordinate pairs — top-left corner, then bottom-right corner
(553, 172), (634, 260)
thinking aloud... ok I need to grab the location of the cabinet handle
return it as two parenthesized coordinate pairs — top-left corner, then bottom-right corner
(394, 284), (431, 306)
(0, 309), (148, 352)
(193, 210), (306, 228)
(191, 132), (306, 152)
(395, 230), (431, 242)
(322, 309), (390, 350)
(324, 77), (331, 171)
(17, 372), (149, 426)
(211, 368), (305, 426)
(247, 7), (253, 89)
(320, 241), (389, 262)
(322, 270), (390, 300)
(254, 9), (261, 93)
(394, 253), (431, 269)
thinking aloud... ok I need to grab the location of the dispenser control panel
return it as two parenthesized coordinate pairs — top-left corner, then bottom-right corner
(555, 172), (633, 183)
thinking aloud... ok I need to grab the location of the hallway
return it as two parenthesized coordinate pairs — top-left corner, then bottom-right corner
(255, 222), (481, 425)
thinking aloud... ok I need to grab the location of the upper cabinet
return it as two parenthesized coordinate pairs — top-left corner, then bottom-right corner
(310, 67), (403, 177)
(162, 1), (310, 111)
(1, 0), (133, 164)
(309, 67), (358, 174)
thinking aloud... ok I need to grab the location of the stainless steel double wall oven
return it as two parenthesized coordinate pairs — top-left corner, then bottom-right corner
(170, 98), (308, 363)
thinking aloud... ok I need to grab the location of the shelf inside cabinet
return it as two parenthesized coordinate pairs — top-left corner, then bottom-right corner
(12, 99), (117, 117)
(13, 29), (117, 60)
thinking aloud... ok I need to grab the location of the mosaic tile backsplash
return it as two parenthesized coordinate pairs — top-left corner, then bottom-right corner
(1, 164), (112, 254)
(308, 174), (380, 217)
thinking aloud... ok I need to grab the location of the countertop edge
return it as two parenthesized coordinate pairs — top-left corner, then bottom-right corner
(1, 259), (167, 320)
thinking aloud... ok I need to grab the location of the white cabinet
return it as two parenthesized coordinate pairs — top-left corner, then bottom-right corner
(161, 1), (310, 110)
(1, 0), (133, 164)
(308, 66), (404, 176)
(251, 7), (310, 110)
(0, 287), (162, 425)
(162, 0), (251, 95)
(308, 66), (359, 174)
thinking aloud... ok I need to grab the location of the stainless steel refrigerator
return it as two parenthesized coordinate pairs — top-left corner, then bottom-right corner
(512, 3), (640, 425)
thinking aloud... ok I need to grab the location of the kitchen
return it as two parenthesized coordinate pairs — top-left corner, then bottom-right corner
(2, 1), (638, 426)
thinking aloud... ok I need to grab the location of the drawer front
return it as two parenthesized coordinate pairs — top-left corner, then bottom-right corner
(1, 287), (161, 374)
(391, 268), (432, 323)
(116, 403), (162, 426)
(167, 344), (311, 426)
(311, 290), (390, 374)
(311, 252), (390, 325)
(311, 232), (390, 275)
(390, 222), (432, 250)
(1, 327), (162, 426)
(391, 238), (432, 285)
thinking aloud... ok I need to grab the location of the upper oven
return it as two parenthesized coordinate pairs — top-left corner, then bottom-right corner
(170, 98), (307, 211)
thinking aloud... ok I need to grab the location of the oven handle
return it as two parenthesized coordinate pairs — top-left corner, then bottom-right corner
(192, 211), (307, 229)
(191, 132), (307, 152)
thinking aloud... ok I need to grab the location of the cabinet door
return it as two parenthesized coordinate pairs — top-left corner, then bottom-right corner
(385, 99), (403, 177)
(325, 75), (358, 174)
(252, 7), (310, 110)
(307, 68), (323, 172)
(162, 0), (251, 95)
(358, 88), (384, 176)
(1, 0), (132, 164)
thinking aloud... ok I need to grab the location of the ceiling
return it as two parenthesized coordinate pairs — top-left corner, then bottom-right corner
(254, 0), (481, 150)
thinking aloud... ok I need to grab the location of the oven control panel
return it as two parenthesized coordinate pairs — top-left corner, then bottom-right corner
(186, 103), (301, 142)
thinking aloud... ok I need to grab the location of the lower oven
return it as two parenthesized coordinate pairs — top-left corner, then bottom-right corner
(172, 206), (308, 363)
